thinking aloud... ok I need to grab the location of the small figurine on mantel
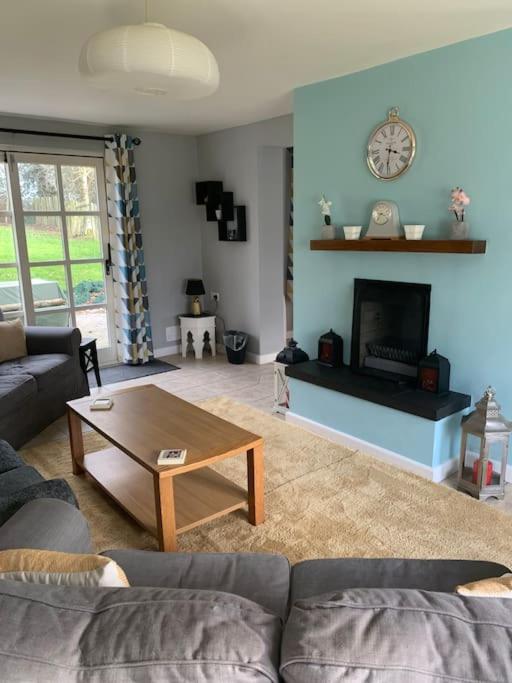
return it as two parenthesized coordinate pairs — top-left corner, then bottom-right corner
(318, 194), (335, 240)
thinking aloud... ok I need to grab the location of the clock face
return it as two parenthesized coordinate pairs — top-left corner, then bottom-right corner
(367, 117), (416, 180)
(372, 203), (392, 225)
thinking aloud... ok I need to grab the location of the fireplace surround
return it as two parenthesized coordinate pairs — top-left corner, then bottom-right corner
(351, 279), (431, 383)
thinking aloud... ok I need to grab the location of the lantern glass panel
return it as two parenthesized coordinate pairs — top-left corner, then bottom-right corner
(487, 441), (505, 485)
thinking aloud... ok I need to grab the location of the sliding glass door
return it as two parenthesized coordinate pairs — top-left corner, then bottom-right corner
(0, 153), (116, 364)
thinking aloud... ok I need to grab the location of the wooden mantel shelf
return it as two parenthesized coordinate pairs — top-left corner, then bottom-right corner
(310, 239), (486, 254)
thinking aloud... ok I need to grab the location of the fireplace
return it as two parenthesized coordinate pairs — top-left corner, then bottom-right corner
(351, 279), (431, 382)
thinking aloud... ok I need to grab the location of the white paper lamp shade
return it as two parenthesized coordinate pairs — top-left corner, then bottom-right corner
(79, 23), (219, 99)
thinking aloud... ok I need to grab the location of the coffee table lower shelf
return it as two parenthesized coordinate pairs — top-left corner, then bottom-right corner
(83, 447), (248, 539)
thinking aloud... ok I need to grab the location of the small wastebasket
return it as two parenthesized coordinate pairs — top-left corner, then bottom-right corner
(223, 330), (248, 364)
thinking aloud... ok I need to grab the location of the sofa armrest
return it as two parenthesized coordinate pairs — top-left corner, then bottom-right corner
(25, 326), (82, 357)
(0, 478), (79, 525)
(0, 498), (92, 553)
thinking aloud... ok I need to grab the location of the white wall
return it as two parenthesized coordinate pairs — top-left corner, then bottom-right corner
(196, 115), (292, 355)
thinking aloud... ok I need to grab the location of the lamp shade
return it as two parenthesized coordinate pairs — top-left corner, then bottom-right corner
(186, 279), (205, 296)
(79, 23), (219, 99)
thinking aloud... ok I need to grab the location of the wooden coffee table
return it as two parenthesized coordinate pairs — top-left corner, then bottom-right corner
(67, 384), (264, 551)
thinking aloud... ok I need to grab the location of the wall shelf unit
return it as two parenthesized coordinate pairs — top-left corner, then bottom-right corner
(310, 239), (486, 254)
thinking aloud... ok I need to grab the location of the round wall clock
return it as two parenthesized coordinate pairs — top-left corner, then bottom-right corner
(367, 107), (416, 181)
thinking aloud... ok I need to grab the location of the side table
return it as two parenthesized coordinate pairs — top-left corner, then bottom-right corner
(179, 315), (216, 360)
(79, 337), (102, 387)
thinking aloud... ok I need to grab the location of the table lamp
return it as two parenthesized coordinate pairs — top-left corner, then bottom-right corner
(186, 279), (205, 316)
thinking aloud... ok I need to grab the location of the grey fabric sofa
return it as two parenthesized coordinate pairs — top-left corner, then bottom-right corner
(0, 439), (78, 526)
(0, 310), (89, 449)
(0, 497), (511, 681)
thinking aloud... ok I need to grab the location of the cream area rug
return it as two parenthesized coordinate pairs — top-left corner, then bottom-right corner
(20, 397), (512, 567)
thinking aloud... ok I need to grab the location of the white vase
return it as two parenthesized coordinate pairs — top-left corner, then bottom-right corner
(450, 221), (469, 239)
(343, 226), (362, 240)
(321, 224), (336, 240)
(404, 225), (425, 240)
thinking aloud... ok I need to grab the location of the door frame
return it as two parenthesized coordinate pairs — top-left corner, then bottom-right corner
(3, 151), (117, 365)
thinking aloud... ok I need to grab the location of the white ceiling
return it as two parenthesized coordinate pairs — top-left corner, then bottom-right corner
(1, 0), (511, 135)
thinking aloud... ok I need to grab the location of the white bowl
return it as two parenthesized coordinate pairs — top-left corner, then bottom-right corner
(343, 225), (362, 240)
(404, 224), (425, 240)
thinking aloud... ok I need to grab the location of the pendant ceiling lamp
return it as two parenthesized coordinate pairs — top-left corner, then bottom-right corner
(79, 0), (219, 99)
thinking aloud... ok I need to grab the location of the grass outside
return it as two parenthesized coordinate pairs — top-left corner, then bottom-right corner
(0, 225), (104, 294)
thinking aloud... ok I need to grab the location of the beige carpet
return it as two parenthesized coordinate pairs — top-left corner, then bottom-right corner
(21, 397), (512, 567)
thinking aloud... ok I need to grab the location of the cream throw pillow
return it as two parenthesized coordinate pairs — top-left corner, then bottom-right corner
(0, 318), (27, 363)
(456, 573), (512, 598)
(0, 549), (129, 587)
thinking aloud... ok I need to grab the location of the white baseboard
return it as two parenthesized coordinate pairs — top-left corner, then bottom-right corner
(154, 343), (181, 358)
(286, 411), (458, 483)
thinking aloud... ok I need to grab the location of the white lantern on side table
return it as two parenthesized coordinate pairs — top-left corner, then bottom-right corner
(457, 387), (512, 501)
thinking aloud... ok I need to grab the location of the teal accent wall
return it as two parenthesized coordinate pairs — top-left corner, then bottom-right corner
(289, 379), (463, 467)
(292, 29), (512, 464)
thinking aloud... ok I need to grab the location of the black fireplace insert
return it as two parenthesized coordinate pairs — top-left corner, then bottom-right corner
(351, 278), (431, 383)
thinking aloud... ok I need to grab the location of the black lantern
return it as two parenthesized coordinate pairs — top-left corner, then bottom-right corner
(417, 349), (450, 394)
(276, 339), (310, 365)
(317, 329), (344, 368)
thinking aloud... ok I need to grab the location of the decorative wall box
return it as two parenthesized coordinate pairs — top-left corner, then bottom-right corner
(218, 206), (247, 242)
(206, 191), (234, 222)
(195, 181), (223, 206)
(310, 239), (486, 254)
(196, 181), (246, 242)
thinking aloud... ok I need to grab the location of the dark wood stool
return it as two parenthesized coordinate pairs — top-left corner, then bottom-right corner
(79, 337), (102, 387)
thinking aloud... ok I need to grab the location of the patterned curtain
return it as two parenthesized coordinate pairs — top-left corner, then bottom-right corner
(104, 134), (154, 365)
(286, 147), (294, 302)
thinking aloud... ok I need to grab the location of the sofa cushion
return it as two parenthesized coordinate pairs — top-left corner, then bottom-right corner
(0, 582), (281, 682)
(0, 374), (36, 420)
(0, 353), (73, 392)
(290, 558), (512, 603)
(281, 588), (512, 682)
(0, 465), (43, 495)
(0, 318), (27, 363)
(0, 439), (23, 474)
(104, 549), (291, 619)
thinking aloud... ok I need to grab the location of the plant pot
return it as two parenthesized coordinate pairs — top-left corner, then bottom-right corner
(404, 224), (425, 240)
(450, 221), (469, 240)
(321, 224), (336, 240)
(343, 225), (362, 240)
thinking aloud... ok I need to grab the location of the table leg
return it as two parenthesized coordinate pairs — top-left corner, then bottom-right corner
(154, 474), (177, 551)
(91, 343), (102, 387)
(68, 408), (85, 475)
(247, 442), (265, 525)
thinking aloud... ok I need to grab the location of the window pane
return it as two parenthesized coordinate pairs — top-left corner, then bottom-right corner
(71, 262), (106, 306)
(62, 165), (99, 212)
(35, 310), (71, 327)
(0, 216), (16, 263)
(75, 307), (110, 349)
(25, 215), (64, 262)
(18, 162), (59, 211)
(0, 267), (24, 319)
(67, 215), (103, 259)
(0, 165), (10, 211)
(30, 265), (68, 309)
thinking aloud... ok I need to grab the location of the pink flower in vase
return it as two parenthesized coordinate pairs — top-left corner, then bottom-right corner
(449, 187), (471, 222)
